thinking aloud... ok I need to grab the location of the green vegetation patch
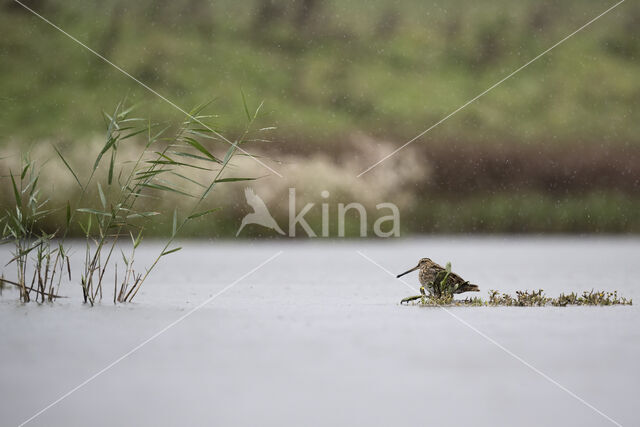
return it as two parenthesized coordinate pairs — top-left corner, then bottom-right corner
(402, 289), (632, 307)
(1, 0), (639, 143)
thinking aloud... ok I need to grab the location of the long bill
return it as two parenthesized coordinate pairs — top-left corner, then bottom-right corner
(396, 265), (419, 278)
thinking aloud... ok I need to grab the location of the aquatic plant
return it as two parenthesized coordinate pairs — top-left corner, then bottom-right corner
(1, 155), (70, 302)
(487, 289), (551, 306)
(1, 97), (268, 304)
(68, 99), (266, 304)
(551, 290), (631, 307)
(402, 288), (632, 307)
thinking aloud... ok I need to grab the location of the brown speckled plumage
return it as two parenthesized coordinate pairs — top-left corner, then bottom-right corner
(397, 258), (479, 296)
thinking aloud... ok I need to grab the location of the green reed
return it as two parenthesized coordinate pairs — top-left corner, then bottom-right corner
(1, 97), (268, 304)
(1, 156), (70, 302)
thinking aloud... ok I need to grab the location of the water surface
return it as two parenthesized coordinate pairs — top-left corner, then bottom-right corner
(1, 237), (638, 426)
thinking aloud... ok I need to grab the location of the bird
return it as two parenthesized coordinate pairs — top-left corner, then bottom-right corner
(236, 188), (285, 236)
(396, 258), (479, 299)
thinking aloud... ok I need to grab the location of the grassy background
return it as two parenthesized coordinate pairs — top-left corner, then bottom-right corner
(1, 0), (639, 236)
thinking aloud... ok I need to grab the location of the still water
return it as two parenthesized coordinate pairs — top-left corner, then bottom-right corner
(1, 237), (638, 426)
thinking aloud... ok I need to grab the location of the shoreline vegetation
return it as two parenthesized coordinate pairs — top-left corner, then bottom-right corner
(2, 1), (640, 235)
(3, 1), (639, 142)
(3, 139), (640, 237)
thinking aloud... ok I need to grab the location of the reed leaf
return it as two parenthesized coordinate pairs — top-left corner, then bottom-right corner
(125, 212), (160, 219)
(77, 208), (112, 217)
(172, 209), (177, 237)
(187, 208), (221, 220)
(215, 177), (258, 183)
(20, 161), (30, 180)
(52, 145), (82, 188)
(93, 136), (118, 171)
(97, 183), (107, 209)
(170, 150), (220, 163)
(139, 182), (194, 198)
(9, 172), (21, 206)
(161, 247), (182, 257)
(241, 89), (252, 122)
(108, 151), (116, 185)
(182, 137), (221, 163)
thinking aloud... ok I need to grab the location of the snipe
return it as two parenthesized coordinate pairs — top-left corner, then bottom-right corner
(396, 258), (479, 303)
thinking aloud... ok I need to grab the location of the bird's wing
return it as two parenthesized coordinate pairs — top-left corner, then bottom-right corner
(431, 264), (465, 284)
(431, 262), (446, 273)
(244, 187), (269, 211)
(448, 271), (467, 284)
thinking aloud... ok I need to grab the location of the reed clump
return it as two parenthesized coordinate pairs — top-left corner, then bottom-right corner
(1, 98), (269, 304)
(0, 156), (70, 302)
